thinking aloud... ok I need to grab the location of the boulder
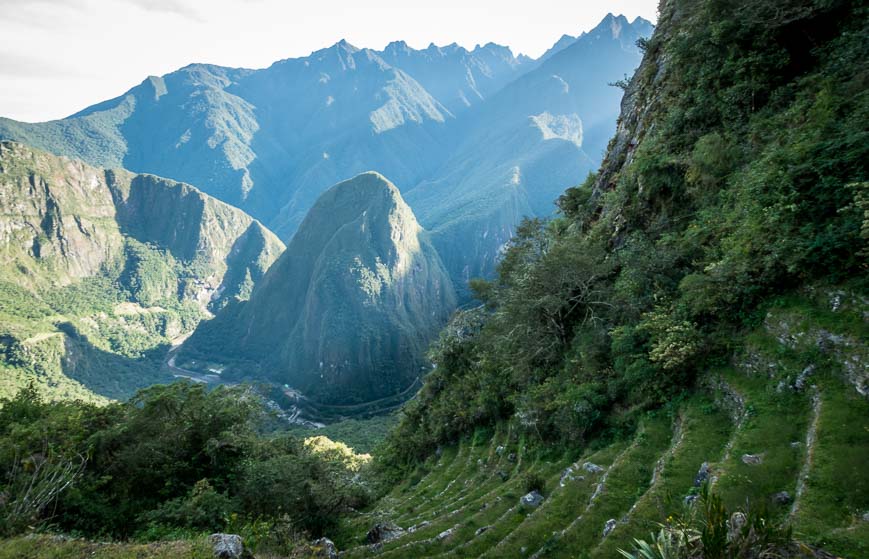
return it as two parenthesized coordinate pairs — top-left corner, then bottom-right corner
(741, 453), (764, 465)
(436, 527), (455, 541)
(772, 491), (792, 505)
(520, 490), (545, 508)
(693, 462), (710, 486)
(309, 538), (338, 559)
(209, 534), (246, 559)
(366, 522), (405, 544)
(507, 452), (517, 462)
(407, 520), (431, 533)
(559, 466), (584, 487)
(728, 512), (747, 541)
(582, 462), (605, 474)
(603, 518), (617, 537)
(794, 365), (816, 391)
(475, 525), (491, 536)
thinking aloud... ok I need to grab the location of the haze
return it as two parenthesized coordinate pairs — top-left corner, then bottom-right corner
(0, 0), (657, 123)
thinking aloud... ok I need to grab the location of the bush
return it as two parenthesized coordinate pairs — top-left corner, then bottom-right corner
(0, 383), (367, 540)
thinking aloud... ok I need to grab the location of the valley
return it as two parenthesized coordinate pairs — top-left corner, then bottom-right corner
(0, 1), (866, 558)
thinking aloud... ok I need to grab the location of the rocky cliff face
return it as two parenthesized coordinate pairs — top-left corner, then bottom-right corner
(0, 141), (284, 308)
(0, 141), (285, 402)
(182, 172), (456, 404)
(0, 141), (125, 287)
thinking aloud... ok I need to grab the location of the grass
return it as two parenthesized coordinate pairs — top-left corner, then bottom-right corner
(790, 374), (869, 557)
(541, 413), (675, 558)
(0, 535), (212, 559)
(479, 441), (628, 559)
(591, 396), (734, 557)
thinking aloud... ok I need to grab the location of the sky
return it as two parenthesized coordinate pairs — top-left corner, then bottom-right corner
(0, 0), (658, 123)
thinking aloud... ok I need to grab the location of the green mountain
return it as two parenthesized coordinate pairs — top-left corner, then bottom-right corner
(0, 141), (284, 402)
(0, 16), (650, 300)
(0, 45), (456, 239)
(181, 172), (456, 405)
(405, 14), (653, 294)
(344, 0), (868, 557)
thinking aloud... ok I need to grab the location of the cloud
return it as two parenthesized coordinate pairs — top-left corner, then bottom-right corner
(0, 0), (86, 28)
(0, 52), (89, 78)
(124, 0), (204, 20)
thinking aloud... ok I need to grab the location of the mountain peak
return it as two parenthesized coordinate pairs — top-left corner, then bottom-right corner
(384, 39), (411, 54)
(333, 38), (359, 52)
(182, 171), (456, 404)
(326, 171), (400, 203)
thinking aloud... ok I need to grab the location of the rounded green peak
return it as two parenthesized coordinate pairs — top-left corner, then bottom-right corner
(325, 170), (402, 203)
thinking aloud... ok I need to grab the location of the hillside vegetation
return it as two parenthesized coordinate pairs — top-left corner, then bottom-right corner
(0, 142), (284, 402)
(363, 0), (867, 556)
(0, 0), (866, 557)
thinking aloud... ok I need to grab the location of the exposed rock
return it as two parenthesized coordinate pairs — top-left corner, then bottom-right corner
(795, 365), (816, 391)
(694, 462), (710, 486)
(582, 462), (605, 473)
(728, 512), (747, 541)
(559, 466), (584, 487)
(772, 491), (792, 505)
(862, 511), (869, 522)
(684, 494), (699, 506)
(603, 518), (617, 537)
(366, 522), (405, 544)
(475, 525), (491, 536)
(520, 490), (544, 508)
(436, 527), (455, 541)
(309, 537), (338, 559)
(497, 470), (510, 481)
(741, 453), (764, 465)
(507, 452), (517, 462)
(495, 445), (506, 455)
(209, 534), (247, 559)
(407, 521), (431, 533)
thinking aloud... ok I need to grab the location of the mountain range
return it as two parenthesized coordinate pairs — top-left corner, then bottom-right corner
(0, 14), (652, 293)
(0, 14), (652, 405)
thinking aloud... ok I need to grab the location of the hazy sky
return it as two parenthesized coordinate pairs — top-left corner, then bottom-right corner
(0, 0), (658, 123)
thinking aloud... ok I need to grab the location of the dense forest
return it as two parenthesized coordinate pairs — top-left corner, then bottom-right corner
(379, 0), (866, 469)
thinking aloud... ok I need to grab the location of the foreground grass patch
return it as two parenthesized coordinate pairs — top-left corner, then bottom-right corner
(0, 535), (211, 559)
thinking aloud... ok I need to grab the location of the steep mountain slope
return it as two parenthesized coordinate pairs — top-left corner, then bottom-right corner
(365, 0), (867, 557)
(181, 172), (456, 405)
(0, 42), (453, 239)
(405, 14), (652, 291)
(0, 142), (284, 401)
